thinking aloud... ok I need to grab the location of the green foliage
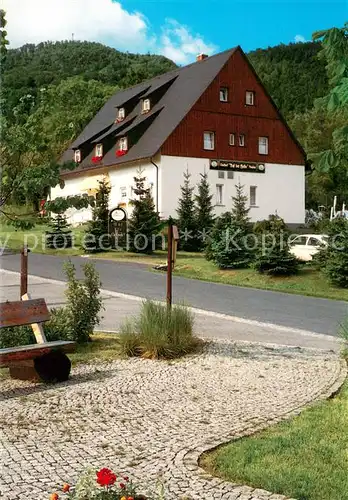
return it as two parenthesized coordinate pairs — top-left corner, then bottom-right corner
(249, 41), (328, 117)
(254, 215), (299, 276)
(0, 9), (9, 61)
(45, 214), (72, 249)
(317, 217), (348, 287)
(2, 41), (176, 119)
(195, 172), (215, 250)
(0, 325), (35, 349)
(176, 170), (200, 252)
(62, 261), (104, 343)
(128, 169), (161, 254)
(207, 183), (253, 269)
(84, 178), (112, 253)
(120, 300), (198, 359)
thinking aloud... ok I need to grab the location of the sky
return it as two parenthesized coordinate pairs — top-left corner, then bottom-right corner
(2, 0), (347, 64)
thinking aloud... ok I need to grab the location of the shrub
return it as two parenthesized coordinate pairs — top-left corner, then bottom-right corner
(254, 215), (299, 276)
(0, 325), (35, 348)
(323, 218), (348, 287)
(119, 300), (197, 359)
(63, 261), (104, 343)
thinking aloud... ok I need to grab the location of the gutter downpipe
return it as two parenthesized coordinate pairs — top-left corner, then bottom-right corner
(150, 157), (159, 214)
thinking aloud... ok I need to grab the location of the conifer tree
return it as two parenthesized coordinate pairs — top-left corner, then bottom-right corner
(207, 182), (254, 268)
(177, 169), (199, 252)
(195, 172), (214, 250)
(128, 169), (161, 254)
(84, 177), (112, 253)
(254, 214), (299, 276)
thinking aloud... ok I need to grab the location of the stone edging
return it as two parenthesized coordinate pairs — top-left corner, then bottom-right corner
(181, 357), (347, 500)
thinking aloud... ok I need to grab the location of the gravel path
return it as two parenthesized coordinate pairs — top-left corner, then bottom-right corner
(0, 340), (346, 500)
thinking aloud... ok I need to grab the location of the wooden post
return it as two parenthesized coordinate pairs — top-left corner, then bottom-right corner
(20, 245), (28, 298)
(166, 219), (173, 308)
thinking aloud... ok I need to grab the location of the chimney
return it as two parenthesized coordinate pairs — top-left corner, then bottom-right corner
(196, 53), (208, 62)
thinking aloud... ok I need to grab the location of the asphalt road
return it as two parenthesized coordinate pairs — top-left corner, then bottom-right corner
(1, 252), (347, 336)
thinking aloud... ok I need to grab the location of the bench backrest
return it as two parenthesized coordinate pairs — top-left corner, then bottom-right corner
(0, 299), (50, 329)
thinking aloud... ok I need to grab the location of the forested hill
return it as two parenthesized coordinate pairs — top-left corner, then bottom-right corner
(3, 40), (328, 120)
(2, 41), (177, 116)
(249, 41), (328, 117)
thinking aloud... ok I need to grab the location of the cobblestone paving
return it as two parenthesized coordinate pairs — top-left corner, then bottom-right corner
(0, 340), (345, 500)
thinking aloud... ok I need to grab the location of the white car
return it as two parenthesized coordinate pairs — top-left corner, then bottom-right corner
(290, 234), (328, 262)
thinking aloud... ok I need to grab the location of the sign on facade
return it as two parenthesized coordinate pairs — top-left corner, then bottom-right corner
(210, 159), (266, 173)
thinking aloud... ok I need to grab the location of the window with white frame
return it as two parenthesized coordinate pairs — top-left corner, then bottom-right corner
(95, 143), (103, 157)
(245, 91), (255, 106)
(142, 99), (151, 112)
(218, 171), (225, 179)
(250, 186), (257, 206)
(74, 149), (81, 163)
(239, 134), (245, 147)
(216, 184), (224, 205)
(258, 136), (269, 155)
(120, 186), (127, 198)
(117, 107), (125, 120)
(203, 131), (215, 150)
(229, 133), (236, 146)
(227, 171), (234, 179)
(119, 136), (128, 151)
(220, 87), (228, 102)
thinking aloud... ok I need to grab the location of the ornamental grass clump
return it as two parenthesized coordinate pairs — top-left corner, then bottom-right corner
(119, 300), (198, 359)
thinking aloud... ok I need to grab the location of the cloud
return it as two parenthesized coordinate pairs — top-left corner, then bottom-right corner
(294, 34), (306, 43)
(160, 19), (217, 65)
(1, 0), (216, 64)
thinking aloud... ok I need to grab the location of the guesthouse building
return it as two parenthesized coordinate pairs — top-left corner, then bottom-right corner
(52, 46), (306, 224)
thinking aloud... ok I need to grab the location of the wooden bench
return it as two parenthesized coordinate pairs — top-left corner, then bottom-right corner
(0, 296), (75, 382)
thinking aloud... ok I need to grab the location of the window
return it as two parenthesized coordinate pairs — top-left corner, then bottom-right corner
(74, 149), (81, 163)
(142, 98), (151, 112)
(245, 91), (255, 106)
(117, 107), (125, 120)
(95, 144), (103, 157)
(216, 184), (223, 205)
(229, 133), (236, 146)
(258, 136), (269, 155)
(249, 186), (257, 206)
(120, 186), (127, 198)
(203, 131), (215, 150)
(291, 235), (308, 246)
(119, 136), (128, 151)
(218, 171), (225, 179)
(220, 87), (228, 102)
(239, 134), (245, 147)
(308, 237), (321, 247)
(227, 171), (234, 179)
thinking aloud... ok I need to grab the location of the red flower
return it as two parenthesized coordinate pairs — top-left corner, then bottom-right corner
(116, 149), (127, 157)
(92, 155), (103, 163)
(96, 468), (117, 487)
(62, 484), (70, 493)
(119, 483), (125, 489)
(123, 476), (129, 482)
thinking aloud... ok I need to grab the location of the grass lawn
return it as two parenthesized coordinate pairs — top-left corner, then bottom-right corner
(200, 380), (348, 500)
(2, 225), (348, 301)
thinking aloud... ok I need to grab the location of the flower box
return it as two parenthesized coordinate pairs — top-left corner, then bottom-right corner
(92, 156), (103, 164)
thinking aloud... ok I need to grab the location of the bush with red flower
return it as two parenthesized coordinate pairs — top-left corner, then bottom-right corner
(50, 468), (149, 499)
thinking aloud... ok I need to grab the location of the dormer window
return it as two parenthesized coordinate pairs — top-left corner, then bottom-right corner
(95, 144), (103, 157)
(74, 149), (81, 163)
(142, 98), (151, 113)
(117, 107), (125, 121)
(119, 137), (128, 151)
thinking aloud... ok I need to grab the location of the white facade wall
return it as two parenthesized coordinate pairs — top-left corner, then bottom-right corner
(50, 157), (161, 225)
(160, 155), (305, 224)
(51, 154), (304, 225)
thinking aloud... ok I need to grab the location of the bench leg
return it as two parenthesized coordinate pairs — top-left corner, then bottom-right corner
(9, 351), (72, 383)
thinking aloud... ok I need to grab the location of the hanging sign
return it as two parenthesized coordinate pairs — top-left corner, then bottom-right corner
(109, 207), (127, 222)
(210, 159), (266, 173)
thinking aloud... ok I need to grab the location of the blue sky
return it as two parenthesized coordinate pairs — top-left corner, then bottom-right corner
(3, 0), (347, 64)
